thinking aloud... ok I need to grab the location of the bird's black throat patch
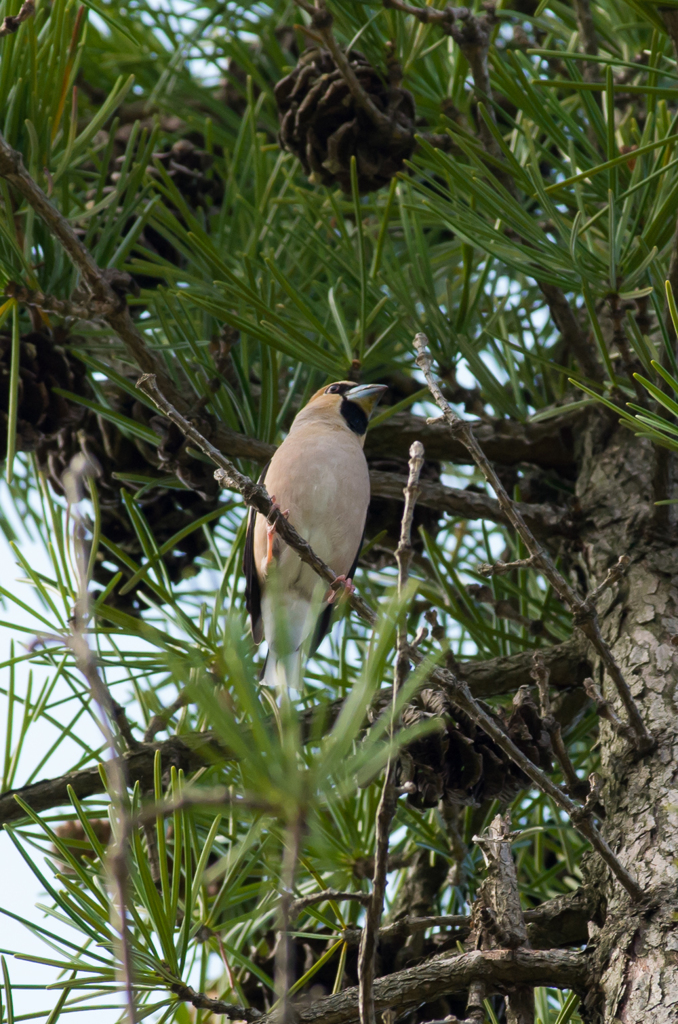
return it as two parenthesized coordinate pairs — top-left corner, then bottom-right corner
(340, 398), (368, 435)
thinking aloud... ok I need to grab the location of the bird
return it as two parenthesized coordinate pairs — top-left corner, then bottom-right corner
(244, 380), (388, 687)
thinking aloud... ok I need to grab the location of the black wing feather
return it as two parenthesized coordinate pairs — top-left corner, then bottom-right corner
(244, 461), (270, 644)
(310, 532), (364, 654)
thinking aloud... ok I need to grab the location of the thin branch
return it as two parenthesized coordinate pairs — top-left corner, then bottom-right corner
(143, 693), (188, 743)
(382, 0), (461, 28)
(476, 556), (537, 577)
(134, 789), (272, 825)
(3, 280), (114, 323)
(0, 732), (234, 826)
(359, 442), (425, 1024)
(0, 0), (34, 36)
(169, 981), (261, 1022)
(344, 893), (590, 949)
(583, 677), (636, 743)
(291, 890), (371, 918)
(61, 636), (140, 753)
(369, 471), (569, 538)
(532, 654), (585, 800)
(256, 948), (589, 1024)
(573, 0), (599, 81)
(584, 555), (629, 607)
(414, 333), (653, 754)
(538, 283), (604, 382)
(64, 464), (136, 1024)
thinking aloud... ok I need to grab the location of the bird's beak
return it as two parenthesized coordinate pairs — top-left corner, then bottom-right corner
(345, 383), (389, 416)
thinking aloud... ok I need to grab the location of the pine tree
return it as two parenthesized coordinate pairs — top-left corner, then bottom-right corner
(1, 0), (677, 1021)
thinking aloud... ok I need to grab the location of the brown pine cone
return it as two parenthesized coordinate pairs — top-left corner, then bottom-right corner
(0, 326), (88, 458)
(275, 48), (416, 193)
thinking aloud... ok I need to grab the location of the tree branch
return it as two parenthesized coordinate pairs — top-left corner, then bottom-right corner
(366, 410), (577, 471)
(0, 733), (230, 826)
(169, 981), (261, 1022)
(256, 948), (589, 1024)
(291, 890), (371, 918)
(369, 471), (570, 538)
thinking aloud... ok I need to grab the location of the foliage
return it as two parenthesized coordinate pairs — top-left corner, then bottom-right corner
(1, 0), (676, 1020)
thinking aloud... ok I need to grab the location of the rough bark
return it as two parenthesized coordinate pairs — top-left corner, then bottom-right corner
(572, 415), (678, 1023)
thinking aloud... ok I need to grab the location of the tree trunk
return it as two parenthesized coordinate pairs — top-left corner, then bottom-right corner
(574, 415), (678, 1022)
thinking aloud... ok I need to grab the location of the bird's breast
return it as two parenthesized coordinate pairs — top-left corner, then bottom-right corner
(253, 424), (370, 591)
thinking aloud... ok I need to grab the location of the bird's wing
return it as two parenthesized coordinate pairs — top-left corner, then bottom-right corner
(244, 460), (270, 644)
(310, 532), (364, 654)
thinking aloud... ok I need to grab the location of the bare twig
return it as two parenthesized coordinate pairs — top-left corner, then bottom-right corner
(467, 584), (560, 644)
(0, 0), (34, 36)
(538, 283), (604, 382)
(414, 332), (652, 754)
(359, 442), (425, 1024)
(573, 0), (599, 82)
(3, 281), (113, 322)
(134, 789), (272, 825)
(477, 556), (537, 577)
(532, 653), (584, 799)
(341, 893), (590, 948)
(369, 471), (569, 539)
(583, 677), (636, 743)
(291, 890), (371, 918)
(169, 980), (261, 1022)
(584, 555), (629, 607)
(143, 693), (188, 743)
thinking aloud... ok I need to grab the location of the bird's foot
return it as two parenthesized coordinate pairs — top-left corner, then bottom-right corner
(326, 575), (355, 605)
(266, 496), (290, 566)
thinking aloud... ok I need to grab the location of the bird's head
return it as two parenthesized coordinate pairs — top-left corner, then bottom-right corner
(293, 381), (388, 442)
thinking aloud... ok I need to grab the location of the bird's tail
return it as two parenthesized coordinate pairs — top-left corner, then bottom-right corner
(261, 645), (302, 690)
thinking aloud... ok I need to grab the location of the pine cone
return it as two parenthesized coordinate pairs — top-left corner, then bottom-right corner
(275, 48), (416, 193)
(0, 327), (88, 458)
(398, 688), (553, 808)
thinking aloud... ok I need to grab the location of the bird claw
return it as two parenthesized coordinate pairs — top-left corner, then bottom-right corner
(266, 497), (290, 566)
(326, 575), (355, 605)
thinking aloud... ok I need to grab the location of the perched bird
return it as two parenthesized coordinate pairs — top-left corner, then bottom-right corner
(244, 381), (388, 686)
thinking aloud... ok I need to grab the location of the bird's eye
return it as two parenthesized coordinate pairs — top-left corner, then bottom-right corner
(326, 384), (340, 394)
